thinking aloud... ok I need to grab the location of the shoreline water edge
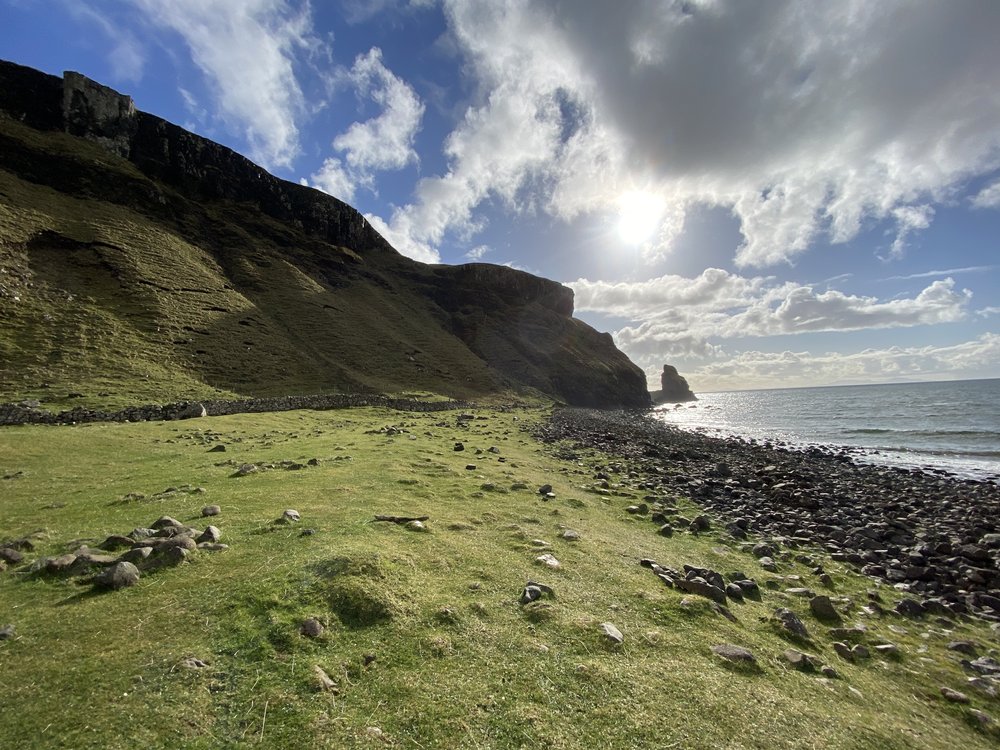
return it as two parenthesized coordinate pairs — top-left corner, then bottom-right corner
(536, 408), (1000, 621)
(651, 379), (1000, 483)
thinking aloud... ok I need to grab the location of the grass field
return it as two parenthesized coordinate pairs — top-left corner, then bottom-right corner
(1, 405), (997, 748)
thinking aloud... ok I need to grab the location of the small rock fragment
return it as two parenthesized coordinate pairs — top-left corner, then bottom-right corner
(197, 543), (229, 552)
(405, 520), (427, 532)
(560, 529), (581, 541)
(196, 526), (221, 543)
(773, 608), (809, 638)
(301, 618), (324, 638)
(711, 644), (756, 664)
(940, 686), (970, 704)
(535, 553), (561, 569)
(280, 509), (301, 523)
(313, 665), (338, 692)
(94, 561), (141, 590)
(151, 516), (183, 530)
(180, 657), (209, 669)
(202, 505), (221, 517)
(0, 624), (14, 640)
(833, 641), (854, 661)
(809, 595), (840, 621)
(600, 622), (624, 645)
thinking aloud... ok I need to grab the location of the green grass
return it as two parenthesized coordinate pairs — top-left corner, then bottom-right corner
(1, 406), (998, 748)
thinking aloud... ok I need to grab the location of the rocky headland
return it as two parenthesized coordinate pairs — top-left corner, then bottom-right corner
(537, 408), (1000, 621)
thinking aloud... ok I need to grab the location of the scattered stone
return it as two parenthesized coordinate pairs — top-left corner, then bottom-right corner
(809, 595), (840, 621)
(969, 709), (994, 727)
(301, 618), (324, 638)
(196, 526), (221, 544)
(785, 587), (814, 598)
(851, 644), (870, 659)
(202, 505), (221, 517)
(94, 561), (141, 590)
(44, 553), (78, 573)
(535, 553), (561, 569)
(313, 665), (338, 692)
(783, 649), (819, 671)
(98, 535), (134, 552)
(895, 599), (925, 618)
(560, 529), (581, 541)
(711, 644), (756, 664)
(773, 608), (809, 638)
(465, 464), (477, 471)
(453, 442), (465, 452)
(151, 516), (183, 530)
(538, 484), (553, 495)
(874, 643), (899, 656)
(180, 657), (209, 669)
(820, 665), (839, 678)
(208, 444), (226, 452)
(234, 463), (258, 477)
(833, 641), (854, 661)
(675, 577), (727, 604)
(725, 583), (745, 602)
(657, 523), (674, 537)
(940, 686), (970, 704)
(600, 622), (624, 645)
(197, 543), (229, 552)
(0, 624), (14, 640)
(280, 509), (301, 524)
(0, 548), (24, 565)
(405, 520), (427, 532)
(149, 546), (189, 569)
(947, 640), (979, 656)
(759, 556), (778, 572)
(118, 547), (153, 564)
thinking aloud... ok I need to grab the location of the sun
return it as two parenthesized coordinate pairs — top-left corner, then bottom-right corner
(616, 190), (665, 245)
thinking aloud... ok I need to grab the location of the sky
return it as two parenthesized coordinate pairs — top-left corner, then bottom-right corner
(2, 0), (999, 392)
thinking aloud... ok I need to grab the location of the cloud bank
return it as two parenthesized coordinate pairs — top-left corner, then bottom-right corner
(370, 0), (1000, 264)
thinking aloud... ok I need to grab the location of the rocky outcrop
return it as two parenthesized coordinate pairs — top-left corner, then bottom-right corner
(0, 60), (651, 410)
(651, 364), (697, 404)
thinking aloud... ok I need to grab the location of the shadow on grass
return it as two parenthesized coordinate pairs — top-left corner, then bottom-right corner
(55, 586), (108, 606)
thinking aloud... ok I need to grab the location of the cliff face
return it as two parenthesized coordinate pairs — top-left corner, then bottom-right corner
(0, 60), (650, 409)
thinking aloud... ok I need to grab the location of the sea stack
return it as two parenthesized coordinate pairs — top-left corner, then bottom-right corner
(651, 364), (697, 404)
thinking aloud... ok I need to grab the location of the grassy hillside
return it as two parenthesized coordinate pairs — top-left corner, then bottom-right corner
(1, 406), (997, 748)
(0, 116), (508, 409)
(0, 97), (649, 411)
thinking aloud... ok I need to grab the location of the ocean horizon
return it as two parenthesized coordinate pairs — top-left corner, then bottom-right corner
(653, 377), (1000, 482)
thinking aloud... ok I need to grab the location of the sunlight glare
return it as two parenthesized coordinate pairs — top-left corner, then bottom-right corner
(617, 190), (665, 245)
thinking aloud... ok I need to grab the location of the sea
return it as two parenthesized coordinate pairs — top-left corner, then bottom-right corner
(651, 378), (1000, 483)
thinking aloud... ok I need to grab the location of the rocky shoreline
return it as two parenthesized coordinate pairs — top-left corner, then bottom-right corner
(536, 408), (1000, 621)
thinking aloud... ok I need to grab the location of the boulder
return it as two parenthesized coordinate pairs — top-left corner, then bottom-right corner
(94, 561), (140, 590)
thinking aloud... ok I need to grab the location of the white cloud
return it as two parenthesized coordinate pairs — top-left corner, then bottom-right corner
(333, 48), (424, 175)
(464, 245), (490, 261)
(365, 213), (440, 264)
(128, 0), (320, 169)
(306, 48), (424, 212)
(972, 180), (1000, 209)
(571, 271), (972, 363)
(307, 158), (356, 203)
(374, 0), (1000, 266)
(887, 204), (934, 259)
(885, 265), (997, 281)
(683, 334), (1000, 392)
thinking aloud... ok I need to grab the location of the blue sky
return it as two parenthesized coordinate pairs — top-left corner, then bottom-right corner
(2, 0), (999, 392)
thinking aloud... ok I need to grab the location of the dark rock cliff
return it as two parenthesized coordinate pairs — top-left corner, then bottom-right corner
(0, 60), (650, 409)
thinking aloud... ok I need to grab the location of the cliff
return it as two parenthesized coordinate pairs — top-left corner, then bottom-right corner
(0, 60), (650, 410)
